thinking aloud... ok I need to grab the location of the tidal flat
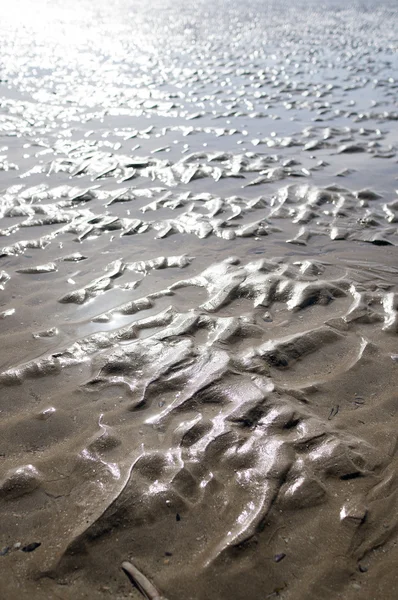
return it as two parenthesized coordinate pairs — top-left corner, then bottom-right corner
(0, 1), (398, 598)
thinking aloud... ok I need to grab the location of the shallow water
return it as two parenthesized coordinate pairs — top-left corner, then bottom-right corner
(0, 1), (398, 598)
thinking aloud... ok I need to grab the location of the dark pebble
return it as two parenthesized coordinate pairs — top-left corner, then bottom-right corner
(274, 553), (286, 563)
(21, 542), (41, 553)
(176, 513), (181, 522)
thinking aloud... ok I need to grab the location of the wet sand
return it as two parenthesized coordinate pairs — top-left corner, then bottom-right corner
(0, 0), (398, 598)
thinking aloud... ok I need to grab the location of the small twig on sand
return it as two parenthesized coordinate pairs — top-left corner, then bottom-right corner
(121, 560), (169, 600)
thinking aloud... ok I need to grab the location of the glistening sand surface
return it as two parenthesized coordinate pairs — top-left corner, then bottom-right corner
(0, 1), (398, 598)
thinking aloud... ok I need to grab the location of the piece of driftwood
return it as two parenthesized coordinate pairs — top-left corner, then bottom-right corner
(121, 560), (169, 600)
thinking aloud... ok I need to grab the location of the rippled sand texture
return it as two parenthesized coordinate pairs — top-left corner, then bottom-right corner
(1, 0), (398, 598)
